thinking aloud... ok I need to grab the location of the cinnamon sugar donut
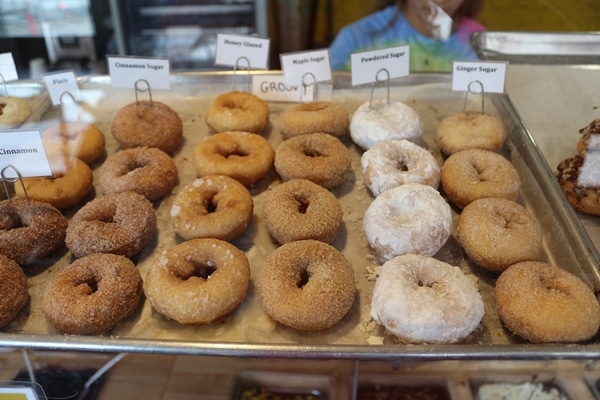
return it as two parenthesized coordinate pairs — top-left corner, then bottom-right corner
(280, 101), (350, 139)
(263, 179), (342, 244)
(0, 97), (32, 128)
(258, 240), (355, 331)
(41, 122), (106, 164)
(42, 253), (143, 335)
(206, 91), (269, 133)
(437, 111), (506, 156)
(0, 254), (28, 328)
(193, 131), (274, 187)
(495, 261), (600, 343)
(556, 154), (600, 216)
(145, 238), (250, 325)
(98, 147), (178, 201)
(274, 132), (351, 189)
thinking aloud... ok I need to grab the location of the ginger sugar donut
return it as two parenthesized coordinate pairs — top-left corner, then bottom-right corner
(0, 97), (32, 128)
(371, 254), (484, 344)
(361, 139), (441, 196)
(42, 253), (143, 335)
(66, 191), (156, 259)
(170, 175), (253, 242)
(363, 183), (452, 262)
(193, 131), (274, 187)
(206, 91), (269, 134)
(441, 148), (521, 209)
(458, 198), (543, 273)
(280, 101), (350, 139)
(437, 111), (506, 156)
(495, 261), (600, 343)
(145, 238), (250, 325)
(0, 254), (28, 328)
(258, 240), (355, 331)
(274, 132), (351, 189)
(111, 100), (183, 154)
(41, 122), (106, 164)
(0, 198), (67, 265)
(263, 179), (342, 244)
(98, 147), (178, 201)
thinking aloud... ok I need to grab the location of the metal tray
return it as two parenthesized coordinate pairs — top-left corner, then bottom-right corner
(1, 72), (599, 361)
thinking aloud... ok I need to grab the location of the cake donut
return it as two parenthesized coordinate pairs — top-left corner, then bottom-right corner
(441, 148), (521, 209)
(458, 198), (543, 273)
(263, 179), (342, 244)
(170, 175), (253, 242)
(193, 131), (274, 187)
(361, 139), (441, 196)
(363, 183), (452, 261)
(41, 122), (106, 164)
(437, 111), (506, 156)
(0, 97), (32, 128)
(371, 254), (484, 344)
(145, 238), (250, 324)
(0, 254), (28, 328)
(66, 191), (156, 259)
(556, 154), (600, 216)
(495, 261), (600, 343)
(111, 100), (183, 154)
(42, 253), (143, 335)
(98, 147), (178, 201)
(258, 240), (355, 331)
(577, 117), (600, 154)
(205, 91), (269, 134)
(350, 99), (423, 150)
(274, 132), (351, 189)
(280, 101), (350, 139)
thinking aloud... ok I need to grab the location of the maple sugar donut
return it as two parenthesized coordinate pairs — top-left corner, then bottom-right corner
(258, 240), (355, 331)
(441, 149), (520, 209)
(170, 175), (253, 242)
(206, 91), (269, 133)
(0, 198), (67, 265)
(193, 131), (274, 187)
(495, 261), (600, 343)
(42, 253), (143, 335)
(66, 191), (156, 259)
(274, 132), (351, 189)
(280, 101), (350, 139)
(361, 139), (441, 196)
(0, 254), (28, 328)
(0, 97), (32, 128)
(99, 147), (178, 201)
(145, 238), (250, 325)
(263, 179), (342, 244)
(437, 111), (506, 156)
(556, 154), (600, 216)
(111, 100), (183, 154)
(41, 122), (106, 164)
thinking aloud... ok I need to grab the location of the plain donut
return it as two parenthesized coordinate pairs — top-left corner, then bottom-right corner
(205, 91), (269, 133)
(280, 101), (350, 139)
(41, 122), (106, 164)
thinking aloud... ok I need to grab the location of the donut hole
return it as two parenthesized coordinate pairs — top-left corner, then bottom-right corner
(0, 103), (6, 114)
(202, 194), (218, 214)
(222, 148), (249, 159)
(181, 262), (217, 281)
(396, 158), (409, 172)
(293, 194), (310, 214)
(300, 147), (324, 158)
(125, 159), (150, 175)
(296, 266), (311, 288)
(0, 212), (24, 230)
(77, 277), (99, 294)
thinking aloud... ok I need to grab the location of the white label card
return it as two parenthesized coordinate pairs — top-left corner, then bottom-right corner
(252, 74), (333, 103)
(0, 130), (52, 178)
(107, 56), (171, 90)
(0, 53), (18, 83)
(280, 49), (332, 86)
(351, 45), (409, 86)
(452, 60), (508, 93)
(215, 34), (270, 70)
(42, 70), (81, 106)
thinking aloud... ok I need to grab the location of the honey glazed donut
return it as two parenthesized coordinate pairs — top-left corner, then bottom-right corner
(205, 91), (269, 134)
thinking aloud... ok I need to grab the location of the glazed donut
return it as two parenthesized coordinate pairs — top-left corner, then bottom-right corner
(111, 100), (183, 154)
(193, 131), (274, 187)
(371, 254), (484, 344)
(98, 147), (178, 201)
(556, 154), (600, 216)
(263, 179), (342, 244)
(170, 175), (253, 242)
(577, 118), (600, 154)
(15, 157), (93, 210)
(258, 240), (355, 331)
(280, 101), (350, 139)
(495, 261), (600, 343)
(145, 238), (250, 324)
(437, 111), (506, 156)
(0, 198), (67, 265)
(205, 91), (269, 133)
(41, 122), (106, 164)
(0, 97), (32, 128)
(42, 253), (143, 334)
(66, 191), (156, 258)
(363, 183), (452, 262)
(441, 149), (521, 209)
(350, 99), (423, 150)
(274, 132), (351, 189)
(361, 139), (441, 196)
(0, 254), (28, 328)
(458, 198), (542, 273)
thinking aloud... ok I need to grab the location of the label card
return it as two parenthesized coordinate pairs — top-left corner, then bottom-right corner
(452, 60), (508, 93)
(0, 53), (18, 83)
(252, 74), (333, 103)
(0, 387), (41, 400)
(280, 49), (332, 86)
(42, 70), (81, 106)
(350, 45), (409, 86)
(107, 56), (171, 90)
(0, 130), (52, 179)
(215, 34), (270, 70)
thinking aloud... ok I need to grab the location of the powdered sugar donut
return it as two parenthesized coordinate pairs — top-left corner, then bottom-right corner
(363, 183), (451, 261)
(361, 139), (440, 196)
(350, 100), (423, 149)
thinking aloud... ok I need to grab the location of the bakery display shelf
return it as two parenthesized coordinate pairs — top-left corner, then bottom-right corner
(1, 71), (599, 361)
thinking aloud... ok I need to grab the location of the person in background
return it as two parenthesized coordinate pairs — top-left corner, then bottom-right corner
(329, 0), (485, 72)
